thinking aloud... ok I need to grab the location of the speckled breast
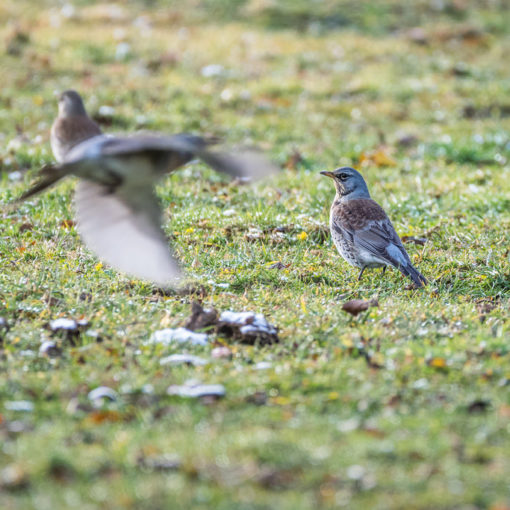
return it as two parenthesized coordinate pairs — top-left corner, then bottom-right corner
(330, 218), (363, 268)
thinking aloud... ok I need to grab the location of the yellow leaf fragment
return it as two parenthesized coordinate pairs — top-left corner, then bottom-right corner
(429, 357), (447, 368)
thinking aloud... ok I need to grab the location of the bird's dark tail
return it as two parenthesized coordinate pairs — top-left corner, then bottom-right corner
(399, 263), (427, 287)
(16, 165), (68, 202)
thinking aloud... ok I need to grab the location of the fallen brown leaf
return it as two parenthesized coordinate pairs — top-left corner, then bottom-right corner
(467, 399), (490, 414)
(60, 219), (76, 229)
(406, 27), (428, 45)
(268, 261), (290, 270)
(48, 458), (76, 482)
(257, 468), (298, 489)
(246, 390), (267, 406)
(18, 222), (33, 232)
(359, 146), (397, 168)
(396, 133), (419, 147)
(86, 410), (122, 424)
(284, 148), (303, 170)
(146, 51), (179, 72)
(184, 301), (218, 331)
(5, 29), (30, 56)
(137, 454), (181, 471)
(0, 464), (29, 491)
(342, 299), (378, 317)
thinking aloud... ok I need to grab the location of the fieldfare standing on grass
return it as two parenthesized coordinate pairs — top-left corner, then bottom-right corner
(321, 167), (427, 287)
(51, 90), (102, 163)
(14, 91), (277, 287)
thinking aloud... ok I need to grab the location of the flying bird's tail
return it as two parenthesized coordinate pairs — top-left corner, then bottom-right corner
(399, 263), (427, 287)
(16, 165), (69, 202)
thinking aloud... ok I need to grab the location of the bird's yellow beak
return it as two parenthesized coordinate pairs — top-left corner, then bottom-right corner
(320, 171), (335, 179)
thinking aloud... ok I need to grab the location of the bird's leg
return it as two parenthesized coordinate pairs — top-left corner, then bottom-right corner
(382, 266), (387, 275)
(357, 267), (366, 281)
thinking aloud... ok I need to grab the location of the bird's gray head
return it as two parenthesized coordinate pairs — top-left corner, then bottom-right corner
(320, 167), (370, 200)
(57, 90), (87, 117)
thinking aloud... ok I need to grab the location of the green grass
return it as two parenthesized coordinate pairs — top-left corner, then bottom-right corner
(0, 1), (509, 508)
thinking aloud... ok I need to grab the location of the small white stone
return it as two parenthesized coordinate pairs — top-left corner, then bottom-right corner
(61, 3), (76, 18)
(7, 139), (22, 152)
(141, 384), (154, 394)
(211, 347), (232, 359)
(39, 341), (60, 357)
(220, 88), (233, 101)
(347, 465), (365, 480)
(167, 383), (225, 398)
(219, 311), (277, 337)
(150, 327), (208, 346)
(219, 311), (254, 325)
(5, 401), (34, 412)
(337, 418), (359, 433)
(98, 105), (115, 117)
(115, 42), (131, 60)
(160, 354), (207, 366)
(8, 171), (22, 182)
(201, 64), (225, 78)
(88, 386), (117, 402)
(50, 318), (77, 331)
(18, 350), (35, 358)
(412, 378), (429, 389)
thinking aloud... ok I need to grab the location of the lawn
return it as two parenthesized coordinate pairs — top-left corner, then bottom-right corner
(0, 1), (509, 508)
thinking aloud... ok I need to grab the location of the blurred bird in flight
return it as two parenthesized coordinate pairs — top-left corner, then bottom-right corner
(16, 90), (278, 286)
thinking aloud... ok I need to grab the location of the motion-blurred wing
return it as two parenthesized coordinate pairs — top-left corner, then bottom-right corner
(93, 134), (279, 180)
(74, 180), (181, 286)
(97, 133), (210, 157)
(197, 150), (279, 180)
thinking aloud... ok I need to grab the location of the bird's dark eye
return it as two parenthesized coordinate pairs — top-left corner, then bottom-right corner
(338, 173), (348, 181)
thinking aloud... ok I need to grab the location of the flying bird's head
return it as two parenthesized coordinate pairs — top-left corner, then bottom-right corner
(57, 90), (87, 117)
(320, 167), (370, 200)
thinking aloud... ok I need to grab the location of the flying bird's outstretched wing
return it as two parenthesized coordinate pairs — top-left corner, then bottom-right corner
(19, 134), (278, 202)
(14, 132), (278, 286)
(74, 180), (181, 287)
(95, 134), (279, 180)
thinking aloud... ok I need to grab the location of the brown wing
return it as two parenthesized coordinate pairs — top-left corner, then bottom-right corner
(332, 199), (411, 267)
